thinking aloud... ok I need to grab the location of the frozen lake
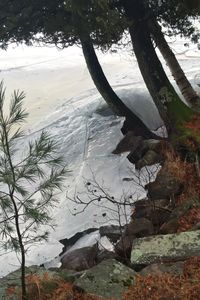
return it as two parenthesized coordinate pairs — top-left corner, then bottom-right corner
(0, 36), (199, 276)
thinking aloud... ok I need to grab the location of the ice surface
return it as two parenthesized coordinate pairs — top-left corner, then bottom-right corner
(0, 33), (199, 277)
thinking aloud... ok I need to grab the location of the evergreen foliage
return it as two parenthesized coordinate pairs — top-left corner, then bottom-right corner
(0, 82), (67, 299)
(0, 1), (198, 132)
(0, 0), (126, 49)
(0, 0), (199, 49)
(147, 0), (200, 42)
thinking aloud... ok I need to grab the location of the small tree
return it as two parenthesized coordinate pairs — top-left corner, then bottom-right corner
(0, 82), (67, 300)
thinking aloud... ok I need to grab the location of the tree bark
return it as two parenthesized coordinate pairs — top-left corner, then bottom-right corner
(80, 35), (160, 139)
(149, 19), (200, 108)
(122, 0), (192, 134)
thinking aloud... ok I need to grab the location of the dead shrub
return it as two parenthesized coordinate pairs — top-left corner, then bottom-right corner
(5, 272), (110, 300)
(123, 257), (200, 300)
(177, 207), (200, 232)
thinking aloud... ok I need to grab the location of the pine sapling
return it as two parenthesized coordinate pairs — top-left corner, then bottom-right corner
(0, 82), (67, 300)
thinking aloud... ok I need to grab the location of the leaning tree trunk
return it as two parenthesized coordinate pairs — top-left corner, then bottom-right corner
(80, 35), (160, 139)
(122, 0), (192, 135)
(149, 19), (200, 109)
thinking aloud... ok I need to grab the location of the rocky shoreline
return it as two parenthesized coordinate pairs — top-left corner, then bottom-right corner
(1, 126), (200, 299)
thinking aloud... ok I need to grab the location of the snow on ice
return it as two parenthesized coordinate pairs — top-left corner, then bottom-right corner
(0, 36), (199, 276)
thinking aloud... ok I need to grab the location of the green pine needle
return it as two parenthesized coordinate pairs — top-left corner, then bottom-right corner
(0, 82), (68, 275)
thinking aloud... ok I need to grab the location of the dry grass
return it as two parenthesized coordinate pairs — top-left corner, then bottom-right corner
(177, 207), (200, 232)
(123, 257), (200, 300)
(163, 147), (188, 182)
(162, 146), (200, 205)
(185, 115), (200, 131)
(175, 160), (200, 205)
(5, 272), (110, 300)
(161, 147), (200, 232)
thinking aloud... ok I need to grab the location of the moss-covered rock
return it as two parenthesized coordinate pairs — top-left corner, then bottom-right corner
(139, 261), (185, 276)
(146, 165), (183, 200)
(0, 266), (83, 299)
(75, 259), (136, 300)
(131, 230), (200, 265)
(0, 266), (45, 299)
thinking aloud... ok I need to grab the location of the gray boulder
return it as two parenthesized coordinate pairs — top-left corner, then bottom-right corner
(0, 266), (85, 299)
(133, 198), (171, 227)
(146, 166), (183, 200)
(135, 150), (162, 169)
(75, 259), (136, 300)
(140, 261), (184, 276)
(61, 243), (98, 271)
(115, 218), (154, 258)
(124, 218), (154, 237)
(143, 139), (162, 151)
(99, 224), (124, 243)
(96, 249), (117, 264)
(115, 235), (137, 259)
(131, 230), (200, 265)
(112, 132), (143, 154)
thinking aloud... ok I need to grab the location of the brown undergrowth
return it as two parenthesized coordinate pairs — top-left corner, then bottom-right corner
(123, 257), (200, 300)
(184, 115), (200, 145)
(178, 207), (200, 232)
(162, 146), (200, 231)
(175, 161), (200, 206)
(5, 272), (110, 300)
(123, 141), (200, 300)
(163, 147), (188, 182)
(163, 145), (200, 204)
